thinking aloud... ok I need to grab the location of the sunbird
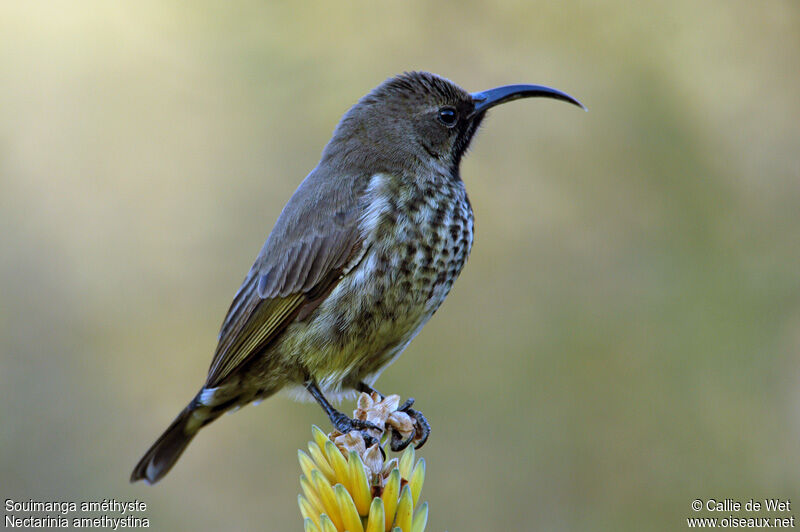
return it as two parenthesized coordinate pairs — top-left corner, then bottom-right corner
(131, 71), (584, 484)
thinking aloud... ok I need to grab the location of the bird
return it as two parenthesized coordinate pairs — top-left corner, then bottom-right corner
(131, 71), (584, 484)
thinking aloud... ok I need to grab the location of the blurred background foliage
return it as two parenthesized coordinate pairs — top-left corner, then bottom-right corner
(2, 1), (799, 530)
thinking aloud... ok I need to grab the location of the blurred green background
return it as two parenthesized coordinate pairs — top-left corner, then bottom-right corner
(2, 1), (799, 530)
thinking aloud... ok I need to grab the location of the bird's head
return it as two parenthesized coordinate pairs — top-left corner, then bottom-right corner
(322, 71), (584, 177)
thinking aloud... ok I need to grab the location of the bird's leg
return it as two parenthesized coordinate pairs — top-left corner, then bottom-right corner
(304, 379), (380, 435)
(356, 381), (431, 452)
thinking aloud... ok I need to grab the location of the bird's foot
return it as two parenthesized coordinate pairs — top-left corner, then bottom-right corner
(348, 386), (432, 452)
(330, 410), (381, 446)
(331, 410), (381, 433)
(389, 397), (431, 452)
(305, 379), (383, 446)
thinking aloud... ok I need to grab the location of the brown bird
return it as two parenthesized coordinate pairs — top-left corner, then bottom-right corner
(131, 71), (584, 484)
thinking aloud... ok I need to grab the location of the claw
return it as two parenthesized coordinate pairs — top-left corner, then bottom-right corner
(363, 432), (379, 448)
(404, 407), (431, 449)
(390, 427), (416, 452)
(397, 398), (415, 411)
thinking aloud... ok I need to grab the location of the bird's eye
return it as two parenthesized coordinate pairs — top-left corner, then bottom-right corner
(438, 107), (458, 127)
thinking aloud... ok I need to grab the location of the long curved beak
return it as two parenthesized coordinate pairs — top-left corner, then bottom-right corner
(470, 84), (586, 116)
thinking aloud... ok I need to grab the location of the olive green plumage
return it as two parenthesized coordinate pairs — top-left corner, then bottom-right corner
(131, 71), (584, 484)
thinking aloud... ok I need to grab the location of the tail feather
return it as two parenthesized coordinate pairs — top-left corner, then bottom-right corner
(130, 403), (211, 484)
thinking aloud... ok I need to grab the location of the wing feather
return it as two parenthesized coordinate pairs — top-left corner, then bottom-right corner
(205, 167), (370, 388)
(208, 295), (304, 385)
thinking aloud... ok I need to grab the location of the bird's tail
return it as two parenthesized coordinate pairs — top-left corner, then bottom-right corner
(130, 399), (218, 485)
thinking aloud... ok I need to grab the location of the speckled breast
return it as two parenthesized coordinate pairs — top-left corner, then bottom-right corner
(298, 171), (474, 389)
(363, 171), (474, 313)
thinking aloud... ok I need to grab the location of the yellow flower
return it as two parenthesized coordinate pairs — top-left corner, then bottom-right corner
(297, 394), (428, 532)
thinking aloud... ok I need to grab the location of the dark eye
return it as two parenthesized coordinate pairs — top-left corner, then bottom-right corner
(438, 107), (458, 127)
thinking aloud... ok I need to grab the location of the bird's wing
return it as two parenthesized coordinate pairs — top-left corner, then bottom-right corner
(205, 167), (369, 388)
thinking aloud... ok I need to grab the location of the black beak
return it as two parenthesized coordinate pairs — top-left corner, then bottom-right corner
(470, 84), (586, 116)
